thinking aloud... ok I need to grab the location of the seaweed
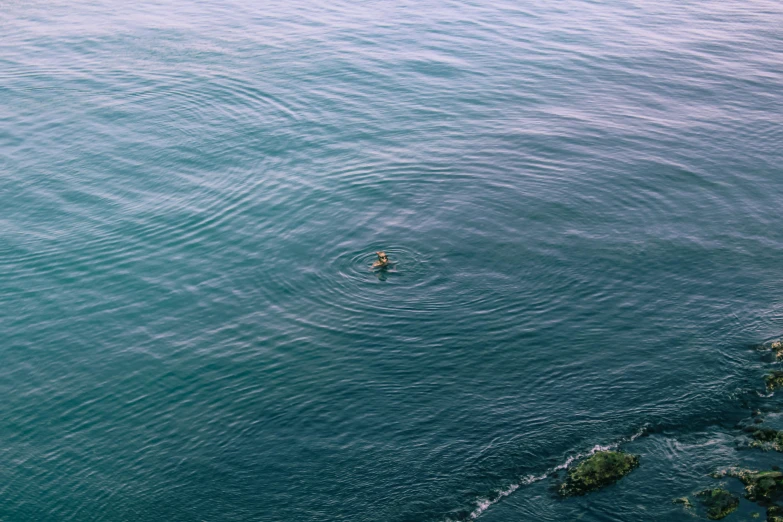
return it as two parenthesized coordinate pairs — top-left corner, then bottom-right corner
(768, 505), (783, 522)
(695, 488), (740, 520)
(765, 372), (783, 392)
(771, 341), (783, 361)
(714, 468), (783, 504)
(673, 496), (693, 508)
(748, 428), (783, 452)
(558, 450), (639, 497)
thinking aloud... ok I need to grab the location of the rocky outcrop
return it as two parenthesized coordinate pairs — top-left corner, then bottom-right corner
(767, 340), (783, 361)
(765, 371), (783, 392)
(694, 488), (740, 520)
(768, 505), (783, 522)
(712, 468), (783, 504)
(558, 450), (639, 497)
(672, 496), (693, 508)
(747, 427), (783, 452)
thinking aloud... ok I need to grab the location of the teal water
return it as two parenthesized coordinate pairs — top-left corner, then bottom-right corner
(2, 1), (783, 520)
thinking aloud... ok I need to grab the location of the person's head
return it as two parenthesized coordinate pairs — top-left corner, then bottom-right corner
(376, 251), (388, 263)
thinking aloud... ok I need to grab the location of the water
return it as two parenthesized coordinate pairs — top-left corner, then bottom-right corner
(2, 1), (782, 520)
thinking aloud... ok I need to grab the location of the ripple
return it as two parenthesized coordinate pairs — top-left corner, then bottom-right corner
(264, 245), (453, 329)
(334, 247), (432, 288)
(2, 1), (783, 521)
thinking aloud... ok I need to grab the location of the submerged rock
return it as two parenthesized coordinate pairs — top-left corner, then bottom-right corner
(758, 340), (783, 361)
(768, 505), (783, 522)
(771, 341), (783, 360)
(765, 371), (783, 392)
(714, 468), (783, 504)
(558, 450), (639, 497)
(673, 496), (693, 508)
(748, 427), (783, 452)
(695, 488), (740, 520)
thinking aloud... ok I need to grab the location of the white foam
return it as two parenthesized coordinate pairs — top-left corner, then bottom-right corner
(458, 426), (649, 520)
(554, 453), (579, 471)
(468, 482), (521, 519)
(628, 425), (648, 441)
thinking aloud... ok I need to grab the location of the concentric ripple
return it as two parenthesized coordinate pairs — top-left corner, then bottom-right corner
(336, 247), (430, 285)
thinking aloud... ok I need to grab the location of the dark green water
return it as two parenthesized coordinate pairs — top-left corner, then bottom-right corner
(2, 1), (783, 520)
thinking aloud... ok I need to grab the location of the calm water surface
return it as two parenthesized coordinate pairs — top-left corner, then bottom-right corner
(2, 1), (783, 520)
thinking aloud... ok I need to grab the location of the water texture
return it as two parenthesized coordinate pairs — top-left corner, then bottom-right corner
(2, 1), (782, 520)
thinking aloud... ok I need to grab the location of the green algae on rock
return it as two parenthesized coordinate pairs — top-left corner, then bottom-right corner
(673, 496), (693, 508)
(769, 341), (783, 361)
(695, 488), (739, 520)
(765, 372), (783, 392)
(748, 427), (783, 452)
(558, 450), (639, 497)
(713, 468), (783, 504)
(756, 340), (783, 360)
(768, 506), (783, 522)
(767, 505), (783, 522)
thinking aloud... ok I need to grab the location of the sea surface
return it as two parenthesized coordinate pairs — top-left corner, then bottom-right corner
(2, 1), (783, 520)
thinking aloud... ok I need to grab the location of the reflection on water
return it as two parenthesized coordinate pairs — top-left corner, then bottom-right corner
(1, 0), (782, 520)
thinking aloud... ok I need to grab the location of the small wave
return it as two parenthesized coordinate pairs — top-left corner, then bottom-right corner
(467, 482), (522, 520)
(456, 426), (650, 520)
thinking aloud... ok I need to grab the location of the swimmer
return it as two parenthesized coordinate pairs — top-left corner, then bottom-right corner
(372, 251), (389, 269)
